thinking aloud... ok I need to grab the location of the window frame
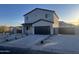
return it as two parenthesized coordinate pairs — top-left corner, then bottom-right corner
(45, 14), (50, 18)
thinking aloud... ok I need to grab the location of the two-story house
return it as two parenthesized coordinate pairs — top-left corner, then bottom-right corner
(22, 8), (59, 35)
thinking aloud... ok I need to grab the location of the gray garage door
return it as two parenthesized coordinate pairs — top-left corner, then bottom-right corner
(34, 26), (50, 35)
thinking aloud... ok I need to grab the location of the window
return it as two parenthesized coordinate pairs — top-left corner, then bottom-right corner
(27, 27), (28, 30)
(45, 14), (49, 18)
(26, 16), (28, 20)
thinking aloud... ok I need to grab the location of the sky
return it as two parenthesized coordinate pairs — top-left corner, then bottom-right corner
(0, 4), (79, 26)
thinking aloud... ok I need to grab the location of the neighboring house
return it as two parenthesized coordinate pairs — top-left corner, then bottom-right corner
(59, 21), (75, 34)
(22, 8), (59, 35)
(75, 26), (79, 35)
(59, 20), (79, 35)
(9, 26), (17, 34)
(65, 19), (79, 35)
(16, 26), (22, 33)
(9, 26), (22, 34)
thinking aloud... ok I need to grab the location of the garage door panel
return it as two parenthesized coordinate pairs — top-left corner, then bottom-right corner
(34, 26), (50, 35)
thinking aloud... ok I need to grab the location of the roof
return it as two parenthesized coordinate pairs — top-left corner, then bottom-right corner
(22, 23), (32, 26)
(22, 19), (54, 26)
(24, 8), (54, 16)
(24, 8), (55, 16)
(24, 8), (59, 19)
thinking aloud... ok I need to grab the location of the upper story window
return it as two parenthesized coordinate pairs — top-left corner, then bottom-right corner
(26, 16), (28, 20)
(45, 14), (49, 18)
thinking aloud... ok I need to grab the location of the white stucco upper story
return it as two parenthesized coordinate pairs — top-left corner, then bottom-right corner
(24, 8), (59, 23)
